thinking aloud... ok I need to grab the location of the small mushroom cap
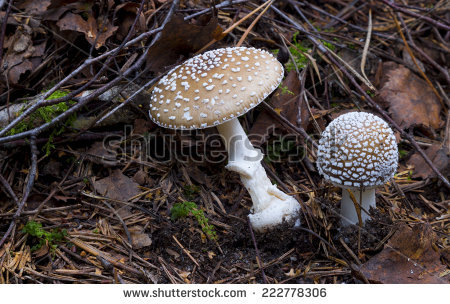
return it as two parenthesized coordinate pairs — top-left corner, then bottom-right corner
(316, 112), (398, 188)
(149, 47), (283, 129)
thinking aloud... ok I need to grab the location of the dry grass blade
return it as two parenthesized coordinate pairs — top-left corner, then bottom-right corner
(236, 0), (275, 47)
(360, 9), (373, 89)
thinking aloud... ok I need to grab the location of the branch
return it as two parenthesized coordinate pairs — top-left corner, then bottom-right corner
(0, 134), (38, 248)
(379, 0), (450, 31)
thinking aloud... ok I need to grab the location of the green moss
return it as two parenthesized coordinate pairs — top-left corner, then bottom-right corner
(273, 32), (310, 72)
(171, 201), (217, 241)
(366, 90), (375, 97)
(321, 40), (336, 51)
(398, 149), (408, 159)
(279, 85), (295, 96)
(22, 220), (67, 252)
(7, 90), (77, 156)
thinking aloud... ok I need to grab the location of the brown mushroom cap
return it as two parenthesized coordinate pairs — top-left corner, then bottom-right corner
(149, 47), (283, 129)
(316, 112), (398, 188)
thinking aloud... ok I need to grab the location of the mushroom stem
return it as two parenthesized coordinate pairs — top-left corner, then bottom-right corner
(216, 118), (300, 232)
(340, 188), (375, 226)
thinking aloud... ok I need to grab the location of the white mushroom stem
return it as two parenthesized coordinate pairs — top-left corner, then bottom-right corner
(340, 188), (375, 226)
(216, 118), (300, 232)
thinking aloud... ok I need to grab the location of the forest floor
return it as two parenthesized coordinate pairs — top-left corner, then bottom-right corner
(0, 0), (449, 284)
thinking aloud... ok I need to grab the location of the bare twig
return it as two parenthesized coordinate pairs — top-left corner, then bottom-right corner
(0, 0), (12, 65)
(0, 134), (38, 248)
(0, 173), (18, 205)
(247, 218), (268, 283)
(379, 0), (450, 31)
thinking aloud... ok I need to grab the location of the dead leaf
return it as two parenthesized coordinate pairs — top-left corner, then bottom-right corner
(56, 12), (118, 49)
(402, 47), (425, 74)
(378, 62), (442, 131)
(93, 169), (141, 202)
(146, 14), (223, 73)
(250, 70), (309, 145)
(32, 243), (50, 258)
(132, 169), (154, 187)
(6, 59), (33, 84)
(2, 25), (37, 84)
(408, 144), (449, 179)
(85, 141), (119, 167)
(114, 2), (146, 41)
(129, 225), (152, 249)
(360, 223), (448, 283)
(17, 0), (51, 15)
(133, 118), (155, 135)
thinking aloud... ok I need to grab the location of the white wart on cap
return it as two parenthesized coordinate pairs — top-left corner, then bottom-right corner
(317, 112), (398, 188)
(149, 47), (283, 129)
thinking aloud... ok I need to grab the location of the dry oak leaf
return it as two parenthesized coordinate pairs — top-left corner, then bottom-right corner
(360, 223), (448, 283)
(146, 14), (223, 73)
(93, 169), (141, 202)
(408, 144), (449, 179)
(249, 70), (309, 146)
(56, 12), (118, 49)
(17, 0), (51, 15)
(128, 225), (152, 249)
(379, 62), (442, 130)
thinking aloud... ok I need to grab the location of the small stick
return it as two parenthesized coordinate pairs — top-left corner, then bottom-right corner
(379, 0), (450, 31)
(172, 235), (200, 267)
(0, 173), (18, 205)
(0, 135), (38, 248)
(247, 218), (268, 283)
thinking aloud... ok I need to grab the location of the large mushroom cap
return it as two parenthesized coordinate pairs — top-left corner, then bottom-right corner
(149, 47), (283, 129)
(316, 112), (398, 188)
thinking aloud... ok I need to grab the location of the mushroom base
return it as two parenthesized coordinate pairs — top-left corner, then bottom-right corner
(340, 188), (376, 226)
(217, 118), (301, 232)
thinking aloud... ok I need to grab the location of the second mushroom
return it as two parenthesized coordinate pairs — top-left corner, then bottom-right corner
(316, 112), (398, 226)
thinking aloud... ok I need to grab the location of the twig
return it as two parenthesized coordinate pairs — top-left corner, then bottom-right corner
(247, 218), (268, 283)
(236, 0), (274, 47)
(0, 173), (18, 205)
(184, 0), (250, 21)
(0, 0), (12, 65)
(393, 13), (444, 105)
(296, 227), (370, 284)
(261, 101), (318, 150)
(100, 200), (133, 250)
(172, 235), (200, 267)
(0, 134), (38, 248)
(379, 0), (450, 31)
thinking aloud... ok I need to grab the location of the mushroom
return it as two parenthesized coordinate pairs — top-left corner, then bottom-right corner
(316, 112), (398, 226)
(149, 47), (300, 232)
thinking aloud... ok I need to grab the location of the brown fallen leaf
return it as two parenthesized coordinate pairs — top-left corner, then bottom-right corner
(56, 12), (118, 49)
(408, 144), (449, 179)
(132, 169), (154, 187)
(85, 141), (119, 167)
(378, 62), (442, 131)
(114, 2), (146, 41)
(93, 169), (141, 202)
(16, 0), (51, 15)
(146, 14), (223, 73)
(129, 225), (152, 249)
(360, 223), (448, 283)
(133, 118), (155, 135)
(2, 25), (37, 84)
(250, 70), (309, 146)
